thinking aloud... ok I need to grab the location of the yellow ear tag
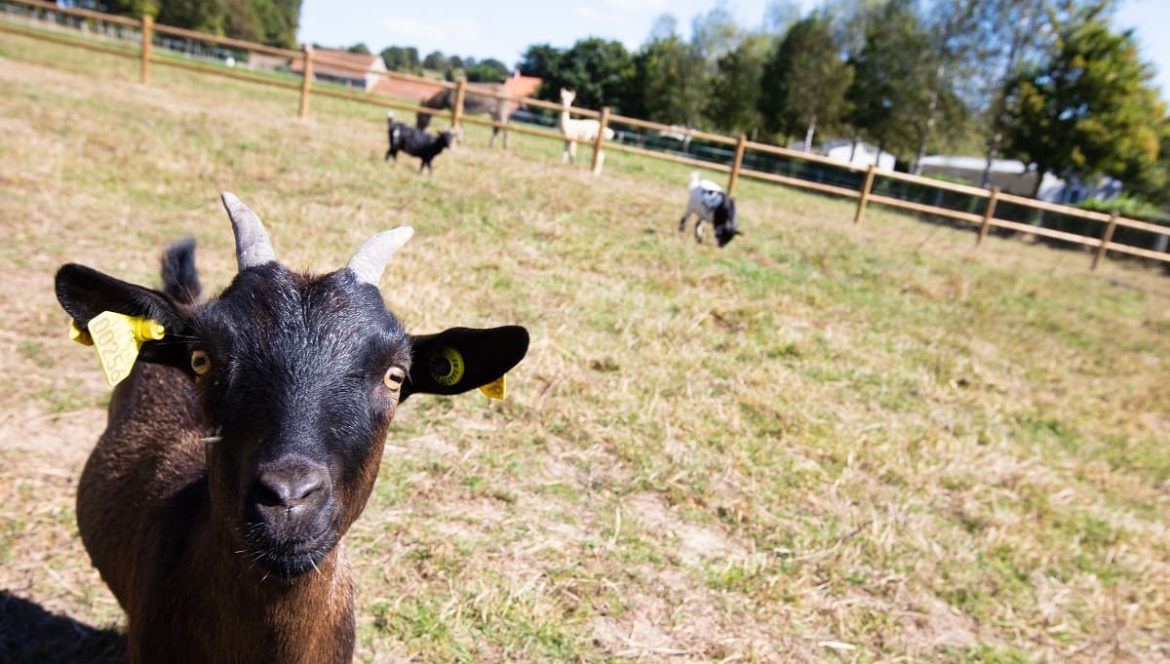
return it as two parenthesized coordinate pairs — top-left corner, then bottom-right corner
(479, 375), (506, 400)
(81, 311), (166, 387)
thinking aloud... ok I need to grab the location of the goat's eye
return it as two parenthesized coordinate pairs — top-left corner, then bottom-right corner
(191, 350), (211, 376)
(383, 366), (406, 391)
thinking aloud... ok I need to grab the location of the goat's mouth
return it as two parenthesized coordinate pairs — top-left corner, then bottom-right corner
(240, 524), (338, 580)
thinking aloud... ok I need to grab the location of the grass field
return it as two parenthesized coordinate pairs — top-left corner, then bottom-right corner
(2, 31), (1169, 663)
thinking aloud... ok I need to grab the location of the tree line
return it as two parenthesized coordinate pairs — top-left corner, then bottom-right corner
(511, 0), (1166, 203)
(100, 0), (301, 49)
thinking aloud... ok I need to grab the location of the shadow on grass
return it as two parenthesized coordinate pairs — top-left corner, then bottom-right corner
(0, 591), (124, 663)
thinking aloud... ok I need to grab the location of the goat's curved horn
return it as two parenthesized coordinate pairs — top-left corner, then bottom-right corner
(221, 192), (276, 271)
(347, 226), (414, 286)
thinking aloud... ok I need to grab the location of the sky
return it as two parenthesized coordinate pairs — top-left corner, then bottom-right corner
(299, 0), (1170, 103)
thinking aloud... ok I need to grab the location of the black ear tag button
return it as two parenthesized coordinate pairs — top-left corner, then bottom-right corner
(430, 347), (465, 386)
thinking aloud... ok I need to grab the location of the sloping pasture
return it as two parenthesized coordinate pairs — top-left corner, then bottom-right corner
(1, 33), (1168, 662)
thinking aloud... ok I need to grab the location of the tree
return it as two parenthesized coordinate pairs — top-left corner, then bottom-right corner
(517, 44), (562, 79)
(347, 42), (371, 55)
(156, 0), (227, 35)
(423, 50), (447, 71)
(1000, 2), (1164, 196)
(466, 58), (509, 83)
(705, 34), (769, 136)
(537, 38), (632, 110)
(762, 0), (800, 34)
(624, 35), (708, 126)
(845, 0), (935, 161)
(759, 13), (853, 147)
(690, 4), (739, 62)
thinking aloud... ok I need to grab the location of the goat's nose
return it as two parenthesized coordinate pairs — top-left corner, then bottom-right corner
(253, 459), (331, 511)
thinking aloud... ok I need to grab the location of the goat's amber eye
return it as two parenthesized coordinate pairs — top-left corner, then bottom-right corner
(191, 350), (211, 376)
(384, 366), (406, 391)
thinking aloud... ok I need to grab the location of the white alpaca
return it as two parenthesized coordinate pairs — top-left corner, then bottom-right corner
(559, 88), (614, 167)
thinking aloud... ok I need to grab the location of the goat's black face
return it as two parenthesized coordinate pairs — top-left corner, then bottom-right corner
(713, 199), (741, 248)
(54, 193), (530, 582)
(194, 265), (409, 578)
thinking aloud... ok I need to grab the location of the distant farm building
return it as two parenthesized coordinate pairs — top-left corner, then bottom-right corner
(793, 138), (896, 171)
(290, 49), (386, 90)
(917, 156), (1121, 204)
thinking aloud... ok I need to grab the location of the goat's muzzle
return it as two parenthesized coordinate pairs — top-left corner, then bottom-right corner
(243, 456), (337, 577)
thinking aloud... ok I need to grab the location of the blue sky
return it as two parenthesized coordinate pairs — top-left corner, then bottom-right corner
(299, 0), (1170, 102)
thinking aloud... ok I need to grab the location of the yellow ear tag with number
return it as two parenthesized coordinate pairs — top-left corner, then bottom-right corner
(72, 311), (165, 387)
(479, 375), (506, 400)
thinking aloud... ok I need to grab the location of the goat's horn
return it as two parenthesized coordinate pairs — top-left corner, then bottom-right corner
(347, 226), (414, 286)
(221, 192), (276, 271)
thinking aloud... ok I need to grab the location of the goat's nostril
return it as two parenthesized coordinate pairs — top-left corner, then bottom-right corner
(254, 466), (329, 510)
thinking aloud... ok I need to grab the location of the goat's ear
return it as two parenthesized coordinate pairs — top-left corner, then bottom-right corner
(55, 264), (191, 370)
(401, 325), (529, 401)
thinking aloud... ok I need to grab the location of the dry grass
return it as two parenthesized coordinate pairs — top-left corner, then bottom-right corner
(1, 32), (1169, 663)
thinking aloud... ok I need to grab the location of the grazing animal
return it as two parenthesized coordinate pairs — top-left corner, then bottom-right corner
(558, 88), (614, 166)
(678, 171), (742, 248)
(54, 193), (529, 662)
(385, 112), (453, 174)
(417, 82), (519, 149)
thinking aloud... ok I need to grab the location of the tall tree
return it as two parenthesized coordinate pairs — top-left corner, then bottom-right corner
(759, 13), (853, 148)
(422, 50), (447, 71)
(690, 4), (740, 62)
(517, 44), (562, 80)
(999, 2), (1164, 196)
(537, 38), (632, 110)
(845, 0), (935, 161)
(705, 34), (770, 136)
(625, 35), (707, 126)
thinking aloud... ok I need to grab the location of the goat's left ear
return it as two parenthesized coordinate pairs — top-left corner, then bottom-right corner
(401, 325), (529, 401)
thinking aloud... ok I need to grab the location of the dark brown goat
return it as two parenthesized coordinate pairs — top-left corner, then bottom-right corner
(55, 194), (529, 662)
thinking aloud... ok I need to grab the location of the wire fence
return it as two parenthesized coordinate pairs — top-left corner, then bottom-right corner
(2, 0), (1168, 273)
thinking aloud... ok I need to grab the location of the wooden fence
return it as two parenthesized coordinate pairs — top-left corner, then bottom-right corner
(2, 0), (1168, 272)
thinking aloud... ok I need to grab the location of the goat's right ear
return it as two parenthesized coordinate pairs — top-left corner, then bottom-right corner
(401, 326), (529, 402)
(55, 264), (191, 370)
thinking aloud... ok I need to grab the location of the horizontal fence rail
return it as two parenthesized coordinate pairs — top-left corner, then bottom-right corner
(2, 0), (1168, 273)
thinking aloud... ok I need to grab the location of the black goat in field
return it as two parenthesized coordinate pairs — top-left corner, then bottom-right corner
(384, 112), (453, 175)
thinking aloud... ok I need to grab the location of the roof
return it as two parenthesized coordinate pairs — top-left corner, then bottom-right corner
(290, 48), (381, 80)
(503, 74), (542, 99)
(371, 77), (446, 101)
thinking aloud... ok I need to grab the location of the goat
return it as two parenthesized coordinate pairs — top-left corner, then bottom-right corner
(678, 171), (742, 248)
(417, 82), (518, 149)
(385, 112), (453, 175)
(558, 88), (614, 166)
(54, 193), (529, 662)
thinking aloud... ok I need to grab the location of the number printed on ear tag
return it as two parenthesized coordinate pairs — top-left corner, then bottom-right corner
(85, 311), (165, 387)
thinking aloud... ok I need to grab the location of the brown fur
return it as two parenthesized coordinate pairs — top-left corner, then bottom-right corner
(79, 361), (385, 662)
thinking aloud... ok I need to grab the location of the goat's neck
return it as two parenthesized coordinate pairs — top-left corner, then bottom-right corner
(190, 502), (355, 660)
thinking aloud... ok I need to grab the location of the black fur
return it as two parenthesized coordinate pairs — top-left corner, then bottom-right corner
(161, 238), (202, 305)
(384, 120), (453, 175)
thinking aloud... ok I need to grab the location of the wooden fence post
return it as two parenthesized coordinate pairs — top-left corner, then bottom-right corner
(451, 79), (467, 140)
(727, 134), (747, 196)
(976, 186), (1001, 247)
(139, 15), (152, 85)
(591, 107), (610, 175)
(298, 44), (313, 119)
(854, 164), (877, 224)
(1091, 211), (1119, 271)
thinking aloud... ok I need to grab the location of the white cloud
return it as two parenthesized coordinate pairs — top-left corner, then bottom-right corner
(575, 6), (603, 20)
(382, 17), (480, 45)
